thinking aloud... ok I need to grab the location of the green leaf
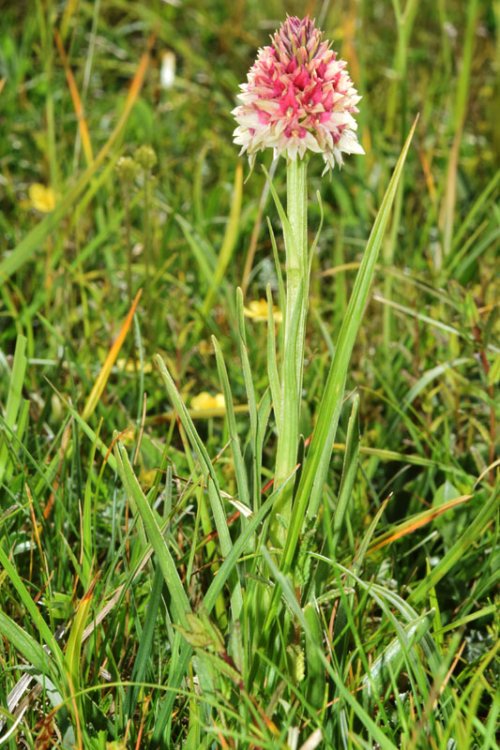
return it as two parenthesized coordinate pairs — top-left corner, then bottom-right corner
(152, 480), (281, 743)
(236, 288), (261, 507)
(266, 285), (282, 435)
(487, 354), (500, 387)
(64, 583), (94, 689)
(175, 214), (216, 284)
(361, 611), (434, 700)
(410, 487), (499, 604)
(261, 548), (399, 750)
(267, 218), (285, 335)
(0, 544), (65, 671)
(115, 443), (191, 627)
(124, 564), (166, 719)
(303, 601), (326, 709)
(329, 393), (360, 549)
(154, 357), (236, 540)
(281, 117), (419, 574)
(0, 610), (57, 679)
(0, 334), (28, 485)
(212, 336), (250, 512)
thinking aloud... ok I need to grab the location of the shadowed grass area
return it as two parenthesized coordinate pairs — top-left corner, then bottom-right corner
(0, 1), (498, 748)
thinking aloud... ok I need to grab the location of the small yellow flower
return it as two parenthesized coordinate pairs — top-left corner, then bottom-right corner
(243, 298), (283, 323)
(198, 339), (212, 356)
(118, 427), (136, 444)
(139, 468), (157, 488)
(116, 357), (153, 373)
(28, 183), (56, 213)
(190, 392), (225, 412)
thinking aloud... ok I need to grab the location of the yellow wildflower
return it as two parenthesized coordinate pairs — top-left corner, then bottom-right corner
(139, 468), (157, 488)
(28, 183), (56, 213)
(198, 339), (212, 356)
(118, 427), (136, 444)
(243, 298), (282, 323)
(116, 357), (153, 374)
(190, 392), (225, 412)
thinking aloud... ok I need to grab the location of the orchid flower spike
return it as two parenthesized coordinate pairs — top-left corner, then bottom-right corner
(233, 15), (364, 172)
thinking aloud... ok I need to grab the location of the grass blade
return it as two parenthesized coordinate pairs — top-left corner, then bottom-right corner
(361, 610), (434, 700)
(115, 443), (191, 627)
(0, 334), (27, 485)
(0, 37), (153, 279)
(0, 544), (64, 670)
(0, 610), (57, 679)
(330, 393), (360, 551)
(202, 162), (243, 316)
(410, 486), (498, 604)
(262, 548), (399, 750)
(281, 116), (419, 573)
(212, 335), (250, 512)
(153, 354), (243, 615)
(266, 285), (282, 435)
(152, 480), (280, 744)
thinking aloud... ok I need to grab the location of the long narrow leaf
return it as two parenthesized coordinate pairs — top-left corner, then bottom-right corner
(266, 285), (282, 435)
(261, 548), (398, 750)
(0, 611), (57, 679)
(153, 476), (281, 742)
(153, 354), (241, 608)
(361, 611), (434, 699)
(212, 336), (250, 511)
(115, 444), (191, 625)
(282, 117), (419, 573)
(0, 544), (65, 669)
(0, 334), (28, 485)
(410, 487), (498, 604)
(330, 394), (360, 551)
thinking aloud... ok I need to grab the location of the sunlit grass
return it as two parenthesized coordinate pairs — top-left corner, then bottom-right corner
(0, 1), (497, 748)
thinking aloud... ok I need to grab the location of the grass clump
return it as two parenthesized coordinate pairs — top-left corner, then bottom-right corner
(0, 1), (498, 748)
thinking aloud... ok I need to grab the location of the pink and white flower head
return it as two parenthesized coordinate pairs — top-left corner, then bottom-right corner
(233, 15), (364, 172)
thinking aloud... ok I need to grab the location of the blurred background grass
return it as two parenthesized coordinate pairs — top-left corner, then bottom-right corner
(1, 0), (496, 504)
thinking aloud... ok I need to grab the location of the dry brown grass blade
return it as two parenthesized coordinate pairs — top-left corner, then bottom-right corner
(93, 32), (156, 167)
(368, 494), (473, 553)
(59, 0), (80, 41)
(82, 289), (142, 421)
(54, 30), (94, 166)
(0, 33), (156, 280)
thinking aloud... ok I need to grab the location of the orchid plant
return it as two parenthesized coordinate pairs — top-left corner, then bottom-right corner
(112, 14), (417, 745)
(112, 16), (416, 739)
(233, 16), (364, 543)
(1, 5), (492, 747)
(129, 13), (415, 588)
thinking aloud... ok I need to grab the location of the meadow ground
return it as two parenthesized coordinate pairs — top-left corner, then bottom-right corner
(0, 1), (498, 748)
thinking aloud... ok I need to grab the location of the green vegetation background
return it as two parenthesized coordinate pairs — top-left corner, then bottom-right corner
(0, 1), (498, 748)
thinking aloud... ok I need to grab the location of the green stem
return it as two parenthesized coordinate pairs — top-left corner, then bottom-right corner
(382, 176), (404, 349)
(385, 0), (418, 137)
(123, 191), (133, 305)
(144, 167), (151, 291)
(271, 156), (309, 545)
